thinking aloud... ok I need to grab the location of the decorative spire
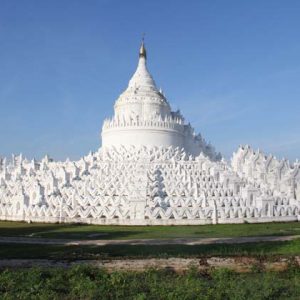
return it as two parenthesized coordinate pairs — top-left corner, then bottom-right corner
(139, 34), (147, 59)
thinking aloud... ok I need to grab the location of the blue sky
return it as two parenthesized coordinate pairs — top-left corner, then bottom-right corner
(0, 0), (299, 161)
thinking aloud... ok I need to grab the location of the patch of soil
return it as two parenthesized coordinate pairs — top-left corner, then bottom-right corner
(0, 256), (299, 273)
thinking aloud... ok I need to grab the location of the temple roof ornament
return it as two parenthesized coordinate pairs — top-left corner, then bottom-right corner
(128, 41), (157, 90)
(139, 38), (147, 59)
(114, 41), (170, 111)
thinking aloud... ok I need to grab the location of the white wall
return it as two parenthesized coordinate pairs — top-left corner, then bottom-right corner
(102, 127), (185, 149)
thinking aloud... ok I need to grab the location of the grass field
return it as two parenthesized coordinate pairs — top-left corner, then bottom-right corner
(0, 221), (300, 240)
(0, 222), (299, 299)
(0, 239), (299, 260)
(0, 265), (299, 299)
(0, 221), (299, 260)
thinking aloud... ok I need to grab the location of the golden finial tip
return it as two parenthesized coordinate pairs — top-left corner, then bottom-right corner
(139, 34), (147, 59)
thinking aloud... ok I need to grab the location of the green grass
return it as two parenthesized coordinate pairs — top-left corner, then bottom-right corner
(0, 265), (299, 299)
(0, 239), (299, 260)
(1, 221), (299, 260)
(0, 221), (300, 240)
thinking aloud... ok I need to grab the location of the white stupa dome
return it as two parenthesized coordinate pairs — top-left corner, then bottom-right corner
(114, 41), (171, 120)
(101, 41), (220, 160)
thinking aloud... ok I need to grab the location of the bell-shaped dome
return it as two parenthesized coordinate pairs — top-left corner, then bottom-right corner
(127, 42), (157, 90)
(114, 41), (171, 120)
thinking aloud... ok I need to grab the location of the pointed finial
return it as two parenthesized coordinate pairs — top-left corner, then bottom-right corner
(139, 33), (147, 59)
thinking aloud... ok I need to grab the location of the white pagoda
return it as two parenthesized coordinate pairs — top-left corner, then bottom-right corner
(0, 42), (299, 225)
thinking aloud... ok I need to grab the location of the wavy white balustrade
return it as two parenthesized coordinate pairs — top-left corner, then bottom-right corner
(0, 145), (299, 225)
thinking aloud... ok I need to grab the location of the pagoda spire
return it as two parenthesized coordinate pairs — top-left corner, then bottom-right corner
(125, 36), (157, 89)
(139, 34), (147, 59)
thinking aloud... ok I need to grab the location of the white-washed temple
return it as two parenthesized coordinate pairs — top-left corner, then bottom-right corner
(0, 42), (299, 225)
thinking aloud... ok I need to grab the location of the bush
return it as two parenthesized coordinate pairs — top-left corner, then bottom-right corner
(0, 265), (299, 299)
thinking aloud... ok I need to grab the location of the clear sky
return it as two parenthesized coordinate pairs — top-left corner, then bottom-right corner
(0, 0), (299, 162)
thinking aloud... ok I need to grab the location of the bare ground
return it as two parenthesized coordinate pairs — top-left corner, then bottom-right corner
(0, 256), (299, 273)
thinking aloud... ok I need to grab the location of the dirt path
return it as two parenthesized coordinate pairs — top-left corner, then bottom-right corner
(0, 235), (299, 246)
(0, 256), (299, 272)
